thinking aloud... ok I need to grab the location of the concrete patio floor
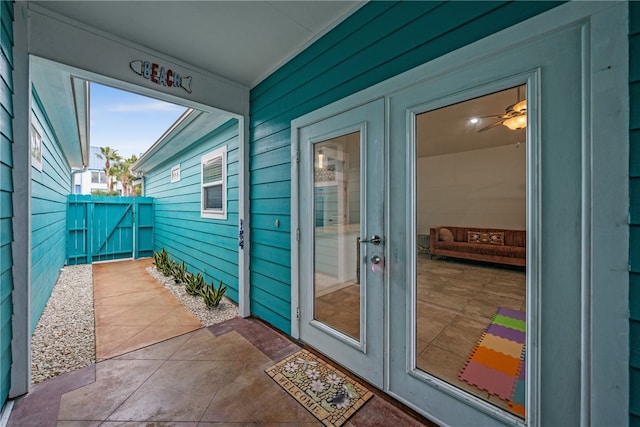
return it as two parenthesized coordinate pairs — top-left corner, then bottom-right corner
(7, 259), (436, 426)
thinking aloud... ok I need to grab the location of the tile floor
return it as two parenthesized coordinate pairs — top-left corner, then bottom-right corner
(314, 256), (526, 417)
(7, 259), (435, 426)
(416, 256), (526, 415)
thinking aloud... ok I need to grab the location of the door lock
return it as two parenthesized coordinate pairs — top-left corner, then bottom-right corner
(370, 255), (382, 264)
(360, 235), (382, 246)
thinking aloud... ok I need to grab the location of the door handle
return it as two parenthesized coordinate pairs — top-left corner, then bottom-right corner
(360, 235), (382, 246)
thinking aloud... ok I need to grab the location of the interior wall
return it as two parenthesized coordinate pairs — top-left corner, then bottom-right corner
(417, 143), (526, 234)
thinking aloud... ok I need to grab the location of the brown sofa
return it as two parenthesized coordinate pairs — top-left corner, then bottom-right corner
(429, 226), (526, 267)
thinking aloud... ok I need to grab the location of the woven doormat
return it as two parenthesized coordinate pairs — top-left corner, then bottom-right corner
(265, 349), (373, 426)
(459, 307), (526, 417)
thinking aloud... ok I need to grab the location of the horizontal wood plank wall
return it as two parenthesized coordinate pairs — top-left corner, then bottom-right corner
(0, 0), (13, 408)
(30, 90), (71, 333)
(630, 2), (640, 425)
(144, 119), (240, 302)
(248, 1), (561, 334)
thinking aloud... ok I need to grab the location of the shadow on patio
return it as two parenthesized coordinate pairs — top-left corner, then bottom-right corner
(7, 259), (435, 426)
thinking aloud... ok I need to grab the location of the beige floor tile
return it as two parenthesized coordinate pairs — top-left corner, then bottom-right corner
(106, 360), (237, 422)
(96, 325), (148, 360)
(101, 325), (201, 360)
(430, 315), (487, 358)
(58, 359), (163, 421)
(201, 362), (315, 423)
(114, 332), (193, 361)
(95, 304), (170, 326)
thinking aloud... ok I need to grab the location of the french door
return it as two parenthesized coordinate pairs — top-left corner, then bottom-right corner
(387, 18), (584, 427)
(297, 99), (385, 388)
(293, 4), (622, 426)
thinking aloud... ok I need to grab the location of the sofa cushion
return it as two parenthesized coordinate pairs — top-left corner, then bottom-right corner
(439, 228), (454, 242)
(435, 241), (526, 259)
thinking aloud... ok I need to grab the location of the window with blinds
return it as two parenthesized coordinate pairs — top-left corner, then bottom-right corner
(201, 146), (227, 219)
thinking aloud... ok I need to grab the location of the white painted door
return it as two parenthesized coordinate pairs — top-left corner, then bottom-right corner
(387, 17), (586, 427)
(297, 99), (385, 388)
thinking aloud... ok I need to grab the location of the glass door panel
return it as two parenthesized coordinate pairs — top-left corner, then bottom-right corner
(414, 86), (528, 418)
(313, 133), (361, 341)
(297, 98), (384, 388)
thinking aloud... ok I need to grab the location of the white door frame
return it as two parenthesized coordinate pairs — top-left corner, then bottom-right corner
(291, 2), (628, 425)
(11, 1), (251, 397)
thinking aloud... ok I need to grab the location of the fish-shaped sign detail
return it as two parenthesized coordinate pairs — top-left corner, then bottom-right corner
(130, 60), (192, 93)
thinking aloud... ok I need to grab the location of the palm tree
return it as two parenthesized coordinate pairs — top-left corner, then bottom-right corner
(113, 155), (138, 196)
(96, 146), (121, 192)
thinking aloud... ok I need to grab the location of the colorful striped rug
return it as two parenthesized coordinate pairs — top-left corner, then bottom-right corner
(459, 307), (526, 417)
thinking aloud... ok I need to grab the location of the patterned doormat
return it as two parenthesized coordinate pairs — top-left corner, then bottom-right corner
(265, 349), (373, 426)
(459, 307), (526, 417)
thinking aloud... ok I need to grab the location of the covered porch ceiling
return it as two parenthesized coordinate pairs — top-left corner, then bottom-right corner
(28, 1), (523, 162)
(30, 1), (364, 89)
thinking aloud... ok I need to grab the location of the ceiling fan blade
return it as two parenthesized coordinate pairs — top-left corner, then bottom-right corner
(478, 120), (505, 132)
(476, 114), (502, 118)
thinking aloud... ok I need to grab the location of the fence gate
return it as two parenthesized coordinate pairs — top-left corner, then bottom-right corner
(67, 195), (154, 265)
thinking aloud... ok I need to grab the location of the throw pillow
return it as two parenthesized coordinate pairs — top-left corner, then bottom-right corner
(439, 228), (454, 242)
(488, 232), (505, 246)
(467, 231), (483, 243)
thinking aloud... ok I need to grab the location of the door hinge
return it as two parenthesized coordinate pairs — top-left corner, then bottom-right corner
(296, 150), (300, 163)
(296, 307), (300, 319)
(296, 228), (300, 241)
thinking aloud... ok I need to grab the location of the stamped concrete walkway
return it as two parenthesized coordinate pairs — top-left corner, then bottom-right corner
(93, 258), (201, 361)
(7, 259), (436, 426)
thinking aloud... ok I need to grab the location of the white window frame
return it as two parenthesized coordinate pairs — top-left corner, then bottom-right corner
(201, 146), (227, 219)
(30, 117), (43, 170)
(171, 164), (181, 183)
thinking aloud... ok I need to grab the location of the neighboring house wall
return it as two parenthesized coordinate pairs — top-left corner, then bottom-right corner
(30, 90), (70, 332)
(73, 146), (113, 194)
(0, 0), (13, 407)
(144, 119), (240, 302)
(73, 169), (108, 194)
(248, 1), (561, 334)
(630, 2), (640, 425)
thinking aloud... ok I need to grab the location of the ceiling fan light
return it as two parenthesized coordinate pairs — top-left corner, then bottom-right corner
(512, 100), (527, 113)
(503, 114), (527, 130)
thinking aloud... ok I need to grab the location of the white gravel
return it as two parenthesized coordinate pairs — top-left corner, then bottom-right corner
(145, 266), (238, 327)
(31, 265), (94, 384)
(31, 262), (238, 384)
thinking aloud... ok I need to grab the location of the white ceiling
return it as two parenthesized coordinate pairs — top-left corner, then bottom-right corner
(417, 86), (527, 158)
(31, 1), (364, 88)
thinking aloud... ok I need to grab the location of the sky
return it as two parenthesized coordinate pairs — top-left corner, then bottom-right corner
(90, 82), (188, 160)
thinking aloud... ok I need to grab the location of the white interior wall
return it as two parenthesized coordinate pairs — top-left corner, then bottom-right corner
(417, 143), (526, 234)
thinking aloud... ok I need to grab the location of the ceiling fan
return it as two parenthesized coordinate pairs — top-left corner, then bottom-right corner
(477, 87), (527, 132)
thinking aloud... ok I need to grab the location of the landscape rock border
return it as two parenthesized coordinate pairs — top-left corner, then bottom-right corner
(31, 262), (238, 384)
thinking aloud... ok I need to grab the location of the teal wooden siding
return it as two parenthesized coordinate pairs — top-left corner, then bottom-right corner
(67, 195), (154, 264)
(30, 90), (71, 333)
(630, 2), (640, 425)
(0, 0), (12, 408)
(248, 1), (561, 334)
(144, 119), (239, 302)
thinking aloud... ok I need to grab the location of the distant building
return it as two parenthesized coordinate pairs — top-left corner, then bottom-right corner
(72, 146), (120, 194)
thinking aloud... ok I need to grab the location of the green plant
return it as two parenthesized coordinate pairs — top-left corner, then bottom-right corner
(185, 272), (205, 296)
(172, 260), (188, 284)
(161, 256), (176, 277)
(153, 248), (171, 275)
(201, 280), (227, 308)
